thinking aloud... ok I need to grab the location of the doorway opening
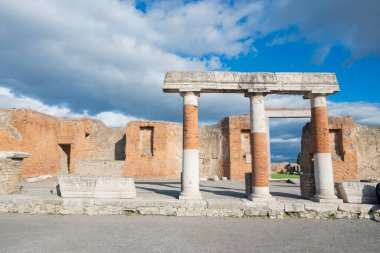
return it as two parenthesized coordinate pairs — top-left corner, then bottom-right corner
(59, 144), (72, 174)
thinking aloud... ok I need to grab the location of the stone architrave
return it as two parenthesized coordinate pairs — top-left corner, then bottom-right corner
(58, 176), (136, 199)
(336, 182), (379, 204)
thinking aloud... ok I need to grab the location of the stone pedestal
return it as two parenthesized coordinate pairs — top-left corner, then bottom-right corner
(0, 152), (30, 194)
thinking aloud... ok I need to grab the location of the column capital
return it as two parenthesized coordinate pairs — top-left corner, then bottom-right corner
(244, 92), (267, 98)
(179, 90), (200, 97)
(304, 93), (328, 99)
(310, 95), (327, 108)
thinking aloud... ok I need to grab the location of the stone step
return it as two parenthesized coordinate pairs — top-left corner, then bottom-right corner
(20, 187), (57, 196)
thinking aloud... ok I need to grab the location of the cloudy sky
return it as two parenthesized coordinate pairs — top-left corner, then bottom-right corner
(0, 0), (379, 162)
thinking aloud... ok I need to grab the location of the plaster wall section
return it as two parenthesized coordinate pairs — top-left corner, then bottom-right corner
(355, 124), (380, 180)
(199, 123), (227, 178)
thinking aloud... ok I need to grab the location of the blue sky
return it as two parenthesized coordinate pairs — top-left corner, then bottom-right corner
(0, 0), (379, 162)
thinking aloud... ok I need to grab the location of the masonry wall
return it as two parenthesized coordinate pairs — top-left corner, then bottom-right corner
(0, 109), (61, 177)
(355, 124), (380, 180)
(301, 116), (380, 182)
(0, 109), (125, 178)
(199, 124), (228, 178)
(124, 121), (182, 179)
(225, 116), (252, 180)
(124, 121), (228, 179)
(0, 157), (23, 193)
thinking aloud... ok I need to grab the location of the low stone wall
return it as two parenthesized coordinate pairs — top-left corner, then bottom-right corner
(74, 160), (124, 177)
(0, 152), (29, 194)
(0, 197), (378, 220)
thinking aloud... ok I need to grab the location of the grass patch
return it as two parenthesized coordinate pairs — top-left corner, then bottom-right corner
(271, 173), (300, 179)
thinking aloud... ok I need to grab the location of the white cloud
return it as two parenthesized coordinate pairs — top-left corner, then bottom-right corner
(0, 0), (265, 122)
(271, 137), (301, 143)
(261, 0), (380, 63)
(0, 87), (140, 127)
(328, 101), (380, 125)
(144, 0), (263, 57)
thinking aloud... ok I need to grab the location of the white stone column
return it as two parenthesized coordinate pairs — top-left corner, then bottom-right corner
(310, 94), (340, 202)
(248, 93), (274, 201)
(179, 91), (202, 200)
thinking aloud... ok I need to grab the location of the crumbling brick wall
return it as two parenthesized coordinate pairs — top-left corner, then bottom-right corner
(0, 109), (125, 178)
(301, 116), (359, 182)
(124, 121), (228, 179)
(224, 116), (252, 180)
(124, 121), (182, 178)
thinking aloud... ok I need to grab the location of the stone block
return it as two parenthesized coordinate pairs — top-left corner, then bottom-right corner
(206, 199), (246, 209)
(284, 202), (305, 212)
(336, 182), (379, 204)
(58, 176), (136, 199)
(59, 176), (137, 199)
(93, 177), (136, 199)
(304, 202), (338, 212)
(338, 203), (374, 213)
(58, 176), (96, 198)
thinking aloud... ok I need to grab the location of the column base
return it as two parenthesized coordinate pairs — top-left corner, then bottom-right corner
(179, 192), (202, 200)
(248, 195), (276, 202)
(249, 187), (276, 202)
(311, 195), (343, 203)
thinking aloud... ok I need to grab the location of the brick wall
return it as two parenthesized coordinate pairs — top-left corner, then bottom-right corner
(124, 121), (182, 178)
(225, 116), (252, 180)
(0, 109), (125, 178)
(74, 160), (124, 177)
(301, 116), (359, 182)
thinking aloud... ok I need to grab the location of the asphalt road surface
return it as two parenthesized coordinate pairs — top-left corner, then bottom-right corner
(0, 214), (379, 253)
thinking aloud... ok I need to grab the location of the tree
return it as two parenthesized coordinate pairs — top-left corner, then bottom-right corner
(296, 152), (302, 165)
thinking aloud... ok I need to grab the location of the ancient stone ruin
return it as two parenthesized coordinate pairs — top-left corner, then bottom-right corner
(0, 71), (379, 204)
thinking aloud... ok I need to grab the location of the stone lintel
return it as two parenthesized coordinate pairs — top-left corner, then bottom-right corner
(0, 152), (30, 159)
(163, 71), (339, 95)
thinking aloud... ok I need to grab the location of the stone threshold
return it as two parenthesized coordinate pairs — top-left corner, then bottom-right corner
(0, 195), (379, 220)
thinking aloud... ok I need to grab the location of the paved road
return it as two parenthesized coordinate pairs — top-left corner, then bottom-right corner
(0, 214), (379, 253)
